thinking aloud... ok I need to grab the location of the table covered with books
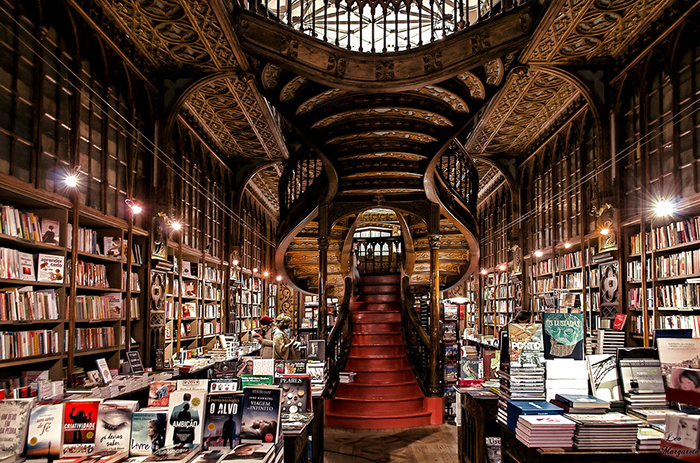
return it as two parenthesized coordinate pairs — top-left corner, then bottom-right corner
(457, 388), (499, 463)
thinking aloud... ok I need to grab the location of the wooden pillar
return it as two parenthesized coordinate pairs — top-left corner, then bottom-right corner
(318, 205), (329, 340)
(428, 203), (442, 395)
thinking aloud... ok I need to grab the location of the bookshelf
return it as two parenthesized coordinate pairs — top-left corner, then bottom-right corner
(441, 301), (460, 423)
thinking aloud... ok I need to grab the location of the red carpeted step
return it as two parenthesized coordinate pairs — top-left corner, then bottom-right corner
(353, 311), (401, 323)
(351, 344), (405, 357)
(357, 293), (401, 303)
(350, 368), (417, 384)
(359, 284), (400, 294)
(325, 410), (432, 429)
(327, 396), (425, 415)
(345, 356), (409, 371)
(353, 302), (401, 312)
(353, 322), (400, 334)
(359, 275), (401, 285)
(352, 333), (402, 345)
(334, 381), (423, 398)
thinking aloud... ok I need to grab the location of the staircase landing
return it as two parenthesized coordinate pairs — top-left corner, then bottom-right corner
(326, 274), (439, 429)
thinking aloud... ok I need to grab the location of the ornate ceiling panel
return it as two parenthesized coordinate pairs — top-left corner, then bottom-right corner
(521, 0), (677, 64)
(465, 68), (582, 156)
(247, 163), (283, 214)
(93, 0), (238, 71)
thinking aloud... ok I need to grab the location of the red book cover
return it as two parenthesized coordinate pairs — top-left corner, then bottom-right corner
(613, 313), (627, 330)
(62, 400), (101, 456)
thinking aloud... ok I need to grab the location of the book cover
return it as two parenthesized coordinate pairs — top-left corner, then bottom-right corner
(104, 237), (123, 258)
(209, 378), (239, 394)
(273, 360), (306, 379)
(542, 313), (583, 360)
(279, 375), (311, 413)
(554, 393), (609, 408)
(240, 387), (282, 444)
(96, 358), (113, 384)
(586, 354), (621, 401)
(657, 338), (700, 381)
(307, 362), (324, 385)
(37, 253), (65, 283)
(94, 403), (133, 453)
(18, 251), (35, 281)
(62, 399), (102, 456)
(239, 376), (273, 389)
(442, 322), (457, 341)
(0, 399), (33, 460)
(27, 403), (63, 459)
(127, 351), (145, 375)
(307, 340), (325, 361)
(223, 442), (273, 461)
(148, 382), (177, 408)
(176, 380), (209, 391)
(508, 324), (545, 368)
(104, 294), (123, 319)
(482, 350), (500, 380)
(130, 411), (166, 456)
(444, 343), (459, 363)
(613, 313), (627, 331)
(165, 391), (206, 446)
(618, 358), (665, 395)
(41, 219), (60, 245)
(202, 393), (243, 450)
(143, 443), (201, 463)
(252, 359), (274, 377)
(460, 356), (481, 380)
(444, 364), (459, 382)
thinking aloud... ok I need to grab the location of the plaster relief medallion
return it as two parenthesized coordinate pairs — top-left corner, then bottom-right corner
(262, 63), (281, 90)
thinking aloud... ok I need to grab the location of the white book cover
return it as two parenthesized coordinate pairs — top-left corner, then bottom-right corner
(130, 411), (166, 456)
(587, 354), (621, 401)
(104, 293), (123, 319)
(26, 403), (63, 459)
(657, 338), (700, 381)
(0, 399), (33, 460)
(165, 391), (206, 447)
(253, 359), (274, 376)
(176, 380), (209, 391)
(37, 254), (64, 283)
(94, 403), (133, 453)
(104, 237), (124, 258)
(40, 219), (59, 246)
(96, 358), (113, 384)
(17, 251), (35, 281)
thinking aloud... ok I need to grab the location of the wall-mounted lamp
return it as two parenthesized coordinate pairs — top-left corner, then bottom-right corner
(125, 199), (143, 215)
(499, 264), (506, 271)
(480, 269), (488, 275)
(654, 198), (676, 217)
(263, 270), (270, 278)
(253, 267), (259, 274)
(64, 166), (81, 188)
(232, 259), (239, 266)
(534, 250), (543, 258)
(276, 275), (283, 282)
(564, 242), (572, 249)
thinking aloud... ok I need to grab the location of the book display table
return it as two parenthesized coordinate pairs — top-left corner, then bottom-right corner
(500, 426), (675, 463)
(458, 390), (499, 463)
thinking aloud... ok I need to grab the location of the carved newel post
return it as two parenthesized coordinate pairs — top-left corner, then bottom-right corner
(317, 234), (329, 341)
(428, 233), (442, 396)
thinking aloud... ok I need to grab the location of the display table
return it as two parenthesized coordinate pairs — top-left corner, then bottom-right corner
(500, 425), (675, 463)
(458, 389), (499, 463)
(281, 395), (324, 463)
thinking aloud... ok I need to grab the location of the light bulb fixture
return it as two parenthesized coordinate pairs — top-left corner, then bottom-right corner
(125, 199), (142, 215)
(232, 259), (239, 266)
(275, 275), (282, 282)
(534, 250), (543, 258)
(654, 198), (676, 217)
(480, 269), (488, 275)
(64, 166), (81, 188)
(499, 264), (506, 271)
(564, 242), (572, 249)
(253, 267), (259, 273)
(600, 227), (610, 236)
(171, 221), (182, 231)
(263, 270), (269, 278)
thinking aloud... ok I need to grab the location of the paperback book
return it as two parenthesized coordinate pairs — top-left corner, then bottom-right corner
(508, 324), (545, 368)
(40, 219), (60, 245)
(130, 411), (166, 456)
(240, 387), (282, 444)
(202, 393), (243, 450)
(94, 403), (133, 452)
(273, 361), (306, 379)
(27, 403), (63, 459)
(176, 380), (209, 391)
(657, 338), (700, 381)
(586, 354), (621, 401)
(0, 399), (33, 462)
(62, 399), (102, 456)
(18, 251), (35, 281)
(278, 375), (311, 413)
(148, 381), (177, 408)
(37, 254), (64, 283)
(142, 443), (201, 463)
(165, 391), (206, 446)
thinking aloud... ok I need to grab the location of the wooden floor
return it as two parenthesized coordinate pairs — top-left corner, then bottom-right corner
(323, 424), (459, 462)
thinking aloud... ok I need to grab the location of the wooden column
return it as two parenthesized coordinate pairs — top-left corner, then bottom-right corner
(318, 205), (329, 341)
(428, 232), (442, 396)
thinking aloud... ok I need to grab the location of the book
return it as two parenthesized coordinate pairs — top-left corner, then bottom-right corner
(27, 403), (64, 459)
(460, 356), (481, 380)
(272, 360), (306, 379)
(165, 391), (206, 446)
(586, 354), (621, 401)
(142, 444), (201, 463)
(37, 254), (64, 283)
(657, 338), (700, 381)
(40, 219), (60, 245)
(55, 450), (129, 463)
(17, 251), (35, 281)
(130, 411), (166, 456)
(618, 358), (665, 395)
(62, 399), (102, 456)
(278, 375), (311, 413)
(209, 378), (239, 394)
(96, 358), (113, 384)
(508, 324), (545, 368)
(176, 380), (209, 391)
(307, 362), (324, 384)
(103, 237), (123, 258)
(612, 313), (627, 330)
(542, 313), (583, 360)
(148, 381), (177, 408)
(307, 340), (325, 361)
(94, 403), (133, 453)
(126, 351), (145, 375)
(482, 350), (499, 380)
(239, 376), (273, 389)
(222, 442), (274, 461)
(240, 386), (282, 444)
(252, 359), (274, 377)
(554, 393), (610, 409)
(0, 399), (33, 462)
(202, 393), (243, 450)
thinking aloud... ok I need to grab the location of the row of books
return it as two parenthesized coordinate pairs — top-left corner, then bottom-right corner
(73, 294), (123, 320)
(531, 279), (553, 293)
(0, 329), (60, 359)
(203, 303), (221, 319)
(654, 282), (700, 309)
(203, 284), (221, 300)
(122, 271), (142, 291)
(204, 266), (221, 283)
(657, 314), (700, 336)
(634, 215), (700, 252)
(0, 246), (65, 282)
(0, 205), (50, 242)
(73, 326), (116, 351)
(73, 261), (110, 288)
(530, 258), (554, 276)
(557, 250), (581, 270)
(0, 287), (60, 321)
(558, 273), (583, 290)
(654, 249), (700, 278)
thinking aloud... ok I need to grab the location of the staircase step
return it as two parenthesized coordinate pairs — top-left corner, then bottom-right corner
(359, 284), (400, 294)
(352, 369), (417, 383)
(327, 396), (425, 415)
(359, 275), (401, 285)
(352, 333), (402, 345)
(357, 293), (401, 303)
(353, 302), (401, 312)
(335, 381), (422, 398)
(353, 311), (401, 323)
(345, 357), (409, 371)
(350, 345), (406, 357)
(353, 323), (400, 334)
(325, 410), (432, 429)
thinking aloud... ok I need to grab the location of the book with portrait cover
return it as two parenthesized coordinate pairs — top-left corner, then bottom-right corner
(273, 360), (307, 379)
(148, 381), (177, 408)
(0, 399), (33, 462)
(203, 393), (243, 451)
(40, 219), (60, 246)
(94, 403), (133, 453)
(130, 410), (166, 456)
(27, 403), (63, 459)
(62, 399), (102, 456)
(508, 324), (545, 368)
(542, 313), (584, 360)
(143, 443), (201, 463)
(240, 386), (282, 445)
(165, 391), (206, 447)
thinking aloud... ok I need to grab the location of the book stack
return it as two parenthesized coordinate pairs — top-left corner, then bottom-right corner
(339, 372), (356, 384)
(515, 414), (576, 448)
(566, 413), (644, 450)
(597, 330), (625, 355)
(627, 408), (686, 425)
(618, 356), (667, 408)
(552, 393), (610, 414)
(506, 400), (563, 432)
(497, 324), (546, 425)
(545, 359), (588, 401)
(637, 427), (664, 450)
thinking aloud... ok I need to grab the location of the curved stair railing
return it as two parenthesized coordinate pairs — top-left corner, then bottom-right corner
(323, 276), (354, 399)
(399, 275), (431, 396)
(242, 0), (523, 52)
(436, 141), (479, 216)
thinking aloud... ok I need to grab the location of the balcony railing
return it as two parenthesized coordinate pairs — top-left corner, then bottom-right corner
(355, 237), (402, 275)
(241, 0), (521, 53)
(279, 151), (324, 215)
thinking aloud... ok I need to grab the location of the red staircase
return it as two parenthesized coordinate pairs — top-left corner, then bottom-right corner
(325, 274), (435, 429)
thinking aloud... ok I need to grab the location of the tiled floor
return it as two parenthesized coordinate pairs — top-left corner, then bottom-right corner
(324, 424), (459, 462)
